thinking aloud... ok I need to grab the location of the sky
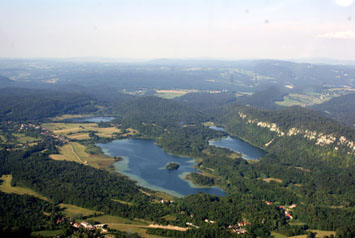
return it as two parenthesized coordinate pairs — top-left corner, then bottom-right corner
(0, 0), (355, 60)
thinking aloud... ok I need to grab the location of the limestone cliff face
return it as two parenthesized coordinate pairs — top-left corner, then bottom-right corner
(238, 111), (355, 155)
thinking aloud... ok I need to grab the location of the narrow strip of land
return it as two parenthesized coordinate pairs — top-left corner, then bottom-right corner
(69, 142), (84, 164)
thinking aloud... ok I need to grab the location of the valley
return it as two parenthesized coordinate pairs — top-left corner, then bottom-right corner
(0, 59), (354, 238)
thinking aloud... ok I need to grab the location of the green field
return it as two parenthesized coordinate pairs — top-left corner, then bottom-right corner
(59, 203), (103, 217)
(0, 175), (49, 201)
(31, 230), (64, 237)
(155, 89), (198, 99)
(50, 114), (93, 121)
(50, 142), (115, 169)
(289, 230), (336, 238)
(91, 215), (147, 225)
(13, 133), (38, 144)
(271, 232), (288, 238)
(275, 89), (350, 107)
(42, 122), (122, 140)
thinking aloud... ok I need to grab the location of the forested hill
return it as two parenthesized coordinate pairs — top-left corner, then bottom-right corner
(0, 75), (11, 82)
(311, 93), (355, 127)
(115, 96), (206, 129)
(175, 92), (237, 111)
(236, 86), (287, 109)
(213, 104), (355, 168)
(0, 75), (13, 87)
(0, 88), (97, 121)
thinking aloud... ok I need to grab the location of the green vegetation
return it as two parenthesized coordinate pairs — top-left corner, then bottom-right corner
(0, 175), (49, 201)
(0, 192), (60, 237)
(166, 162), (180, 170)
(1, 85), (355, 237)
(185, 173), (215, 186)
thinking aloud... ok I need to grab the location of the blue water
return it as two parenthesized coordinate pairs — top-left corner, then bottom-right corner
(209, 126), (266, 160)
(96, 139), (227, 197)
(64, 116), (116, 123)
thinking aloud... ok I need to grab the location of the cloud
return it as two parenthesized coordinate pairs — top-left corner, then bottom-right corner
(317, 31), (355, 40)
(335, 0), (354, 7)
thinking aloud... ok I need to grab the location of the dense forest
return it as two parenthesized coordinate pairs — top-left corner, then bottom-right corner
(0, 88), (97, 121)
(311, 92), (355, 127)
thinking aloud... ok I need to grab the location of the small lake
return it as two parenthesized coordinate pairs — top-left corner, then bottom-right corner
(96, 139), (227, 197)
(63, 116), (116, 123)
(209, 126), (266, 160)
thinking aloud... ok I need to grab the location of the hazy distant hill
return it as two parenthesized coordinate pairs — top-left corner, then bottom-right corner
(311, 93), (355, 127)
(0, 88), (97, 121)
(0, 75), (12, 87)
(175, 92), (237, 111)
(237, 86), (288, 109)
(1, 59), (355, 92)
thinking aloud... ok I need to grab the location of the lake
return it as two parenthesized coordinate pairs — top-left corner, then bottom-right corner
(209, 126), (266, 160)
(63, 116), (116, 123)
(97, 139), (227, 197)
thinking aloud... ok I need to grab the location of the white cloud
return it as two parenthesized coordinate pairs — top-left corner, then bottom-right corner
(335, 0), (354, 7)
(317, 31), (355, 40)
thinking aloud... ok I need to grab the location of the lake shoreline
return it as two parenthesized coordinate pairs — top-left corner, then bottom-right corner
(97, 138), (227, 197)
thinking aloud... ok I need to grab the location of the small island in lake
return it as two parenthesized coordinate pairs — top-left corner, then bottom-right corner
(166, 162), (180, 170)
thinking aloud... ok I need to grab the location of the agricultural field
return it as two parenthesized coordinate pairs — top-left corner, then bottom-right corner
(42, 122), (122, 140)
(0, 175), (49, 201)
(0, 133), (5, 143)
(50, 142), (115, 170)
(263, 178), (283, 184)
(275, 88), (351, 107)
(289, 230), (336, 238)
(13, 133), (38, 144)
(155, 89), (198, 99)
(90, 215), (147, 226)
(50, 114), (93, 121)
(31, 230), (64, 237)
(271, 232), (288, 238)
(59, 203), (103, 218)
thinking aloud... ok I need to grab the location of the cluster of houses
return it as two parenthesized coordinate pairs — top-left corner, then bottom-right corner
(18, 123), (41, 131)
(72, 221), (108, 233)
(279, 204), (296, 220)
(265, 201), (297, 220)
(228, 221), (251, 234)
(160, 199), (174, 204)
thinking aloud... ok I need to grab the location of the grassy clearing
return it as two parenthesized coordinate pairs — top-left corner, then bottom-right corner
(50, 142), (115, 169)
(105, 223), (163, 238)
(275, 90), (347, 107)
(13, 133), (37, 144)
(263, 178), (283, 184)
(310, 230), (336, 238)
(289, 230), (336, 238)
(112, 199), (133, 206)
(162, 214), (177, 221)
(271, 232), (288, 238)
(0, 132), (6, 143)
(31, 230), (64, 237)
(91, 215), (147, 226)
(42, 123), (121, 140)
(88, 216), (163, 238)
(50, 114), (93, 121)
(59, 203), (103, 217)
(289, 220), (307, 226)
(155, 89), (198, 99)
(0, 175), (49, 201)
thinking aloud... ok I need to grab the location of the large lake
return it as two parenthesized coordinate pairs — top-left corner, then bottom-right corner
(96, 139), (227, 197)
(209, 126), (266, 160)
